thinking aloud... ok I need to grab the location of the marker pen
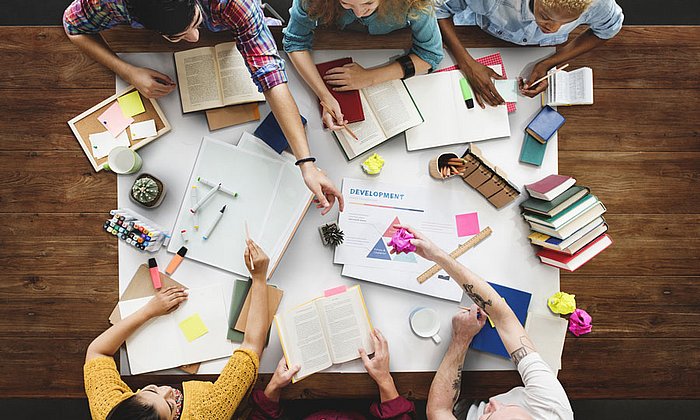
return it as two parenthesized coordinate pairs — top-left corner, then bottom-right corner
(181, 229), (190, 243)
(202, 205), (226, 240)
(165, 246), (188, 275)
(190, 183), (220, 214)
(190, 186), (200, 230)
(148, 258), (162, 289)
(459, 77), (475, 109)
(198, 177), (238, 197)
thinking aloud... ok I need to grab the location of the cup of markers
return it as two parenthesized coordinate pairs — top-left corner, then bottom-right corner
(103, 212), (164, 252)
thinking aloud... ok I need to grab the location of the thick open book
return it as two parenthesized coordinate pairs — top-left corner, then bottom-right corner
(544, 67), (593, 106)
(334, 80), (423, 160)
(275, 285), (374, 382)
(174, 42), (265, 113)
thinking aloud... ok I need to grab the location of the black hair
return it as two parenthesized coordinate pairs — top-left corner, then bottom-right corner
(106, 394), (161, 420)
(126, 0), (197, 35)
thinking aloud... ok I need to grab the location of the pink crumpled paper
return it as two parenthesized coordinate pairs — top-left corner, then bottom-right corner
(568, 308), (592, 336)
(388, 228), (416, 254)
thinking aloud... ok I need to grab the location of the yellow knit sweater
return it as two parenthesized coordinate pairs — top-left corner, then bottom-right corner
(84, 349), (259, 420)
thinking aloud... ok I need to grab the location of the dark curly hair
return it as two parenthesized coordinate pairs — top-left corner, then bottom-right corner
(126, 0), (197, 35)
(106, 394), (160, 420)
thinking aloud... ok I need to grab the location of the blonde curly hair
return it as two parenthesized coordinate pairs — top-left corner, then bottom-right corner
(539, 0), (594, 15)
(304, 0), (434, 27)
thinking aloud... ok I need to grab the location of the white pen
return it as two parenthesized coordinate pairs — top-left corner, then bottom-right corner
(190, 183), (220, 213)
(190, 185), (200, 230)
(202, 205), (226, 240)
(197, 176), (238, 197)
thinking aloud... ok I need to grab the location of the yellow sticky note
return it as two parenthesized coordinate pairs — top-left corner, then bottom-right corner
(179, 313), (208, 342)
(117, 91), (146, 117)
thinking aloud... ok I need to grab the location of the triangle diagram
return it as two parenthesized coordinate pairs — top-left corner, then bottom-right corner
(382, 216), (402, 238)
(392, 251), (417, 263)
(367, 238), (392, 260)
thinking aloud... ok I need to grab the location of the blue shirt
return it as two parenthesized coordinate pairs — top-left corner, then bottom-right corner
(436, 0), (623, 46)
(283, 0), (444, 70)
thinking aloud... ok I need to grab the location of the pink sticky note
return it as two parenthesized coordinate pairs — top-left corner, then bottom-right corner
(455, 212), (480, 237)
(324, 285), (347, 297)
(97, 102), (134, 137)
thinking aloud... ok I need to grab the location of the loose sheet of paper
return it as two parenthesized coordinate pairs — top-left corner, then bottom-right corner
(494, 80), (519, 103)
(455, 212), (480, 237)
(90, 130), (130, 159)
(179, 313), (209, 342)
(98, 102), (134, 137)
(117, 91), (146, 117)
(129, 119), (157, 140)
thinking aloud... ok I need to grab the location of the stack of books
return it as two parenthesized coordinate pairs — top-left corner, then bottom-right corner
(521, 174), (612, 271)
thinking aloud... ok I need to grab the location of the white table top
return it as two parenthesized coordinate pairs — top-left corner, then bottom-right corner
(117, 46), (560, 375)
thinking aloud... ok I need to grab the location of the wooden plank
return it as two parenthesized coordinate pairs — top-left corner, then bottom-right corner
(0, 89), (114, 151)
(559, 151), (700, 214)
(559, 89), (700, 152)
(0, 152), (116, 213)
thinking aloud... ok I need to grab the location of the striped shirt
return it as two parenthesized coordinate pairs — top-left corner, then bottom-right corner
(63, 0), (287, 91)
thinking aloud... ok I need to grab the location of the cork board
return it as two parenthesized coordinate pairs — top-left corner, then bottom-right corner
(68, 85), (171, 171)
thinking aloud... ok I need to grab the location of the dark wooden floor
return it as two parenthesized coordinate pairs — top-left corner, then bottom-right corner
(0, 25), (697, 400)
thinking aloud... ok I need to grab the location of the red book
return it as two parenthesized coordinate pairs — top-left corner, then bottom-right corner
(537, 234), (612, 272)
(315, 58), (365, 123)
(525, 174), (575, 201)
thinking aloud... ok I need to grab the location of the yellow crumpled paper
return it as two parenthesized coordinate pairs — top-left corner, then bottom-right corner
(362, 153), (385, 175)
(547, 291), (576, 315)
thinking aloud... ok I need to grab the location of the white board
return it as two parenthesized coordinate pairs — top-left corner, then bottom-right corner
(118, 284), (234, 374)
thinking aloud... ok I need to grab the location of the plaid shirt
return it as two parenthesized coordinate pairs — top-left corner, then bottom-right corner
(63, 0), (287, 91)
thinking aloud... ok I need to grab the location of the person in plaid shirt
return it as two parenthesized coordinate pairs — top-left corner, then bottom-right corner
(63, 0), (343, 214)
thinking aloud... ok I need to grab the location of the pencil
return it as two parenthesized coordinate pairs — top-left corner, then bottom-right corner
(245, 221), (254, 270)
(526, 64), (569, 89)
(320, 101), (359, 141)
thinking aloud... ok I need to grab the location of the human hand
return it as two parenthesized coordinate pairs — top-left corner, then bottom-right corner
(320, 95), (347, 131)
(518, 62), (550, 97)
(300, 163), (345, 215)
(244, 239), (270, 280)
(392, 224), (445, 262)
(142, 286), (188, 318)
(458, 60), (505, 108)
(451, 305), (486, 349)
(359, 329), (393, 386)
(125, 66), (177, 99)
(264, 357), (301, 402)
(323, 63), (375, 92)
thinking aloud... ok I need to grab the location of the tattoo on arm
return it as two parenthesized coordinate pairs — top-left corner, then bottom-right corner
(510, 336), (536, 366)
(451, 368), (462, 405)
(462, 284), (492, 310)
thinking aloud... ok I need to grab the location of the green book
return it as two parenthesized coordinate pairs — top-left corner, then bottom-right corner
(521, 185), (590, 217)
(519, 132), (547, 166)
(227, 279), (251, 342)
(524, 194), (598, 229)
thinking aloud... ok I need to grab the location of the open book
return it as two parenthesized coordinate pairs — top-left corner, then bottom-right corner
(544, 67), (593, 106)
(275, 285), (374, 382)
(334, 80), (423, 160)
(174, 42), (265, 113)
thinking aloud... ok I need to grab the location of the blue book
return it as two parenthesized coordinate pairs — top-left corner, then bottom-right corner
(254, 112), (307, 154)
(525, 105), (565, 144)
(470, 282), (532, 359)
(519, 132), (547, 166)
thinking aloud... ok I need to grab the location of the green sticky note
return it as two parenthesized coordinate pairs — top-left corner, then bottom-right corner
(179, 313), (208, 342)
(117, 91), (146, 117)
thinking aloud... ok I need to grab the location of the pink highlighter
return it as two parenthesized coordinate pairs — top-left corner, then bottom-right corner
(148, 258), (162, 289)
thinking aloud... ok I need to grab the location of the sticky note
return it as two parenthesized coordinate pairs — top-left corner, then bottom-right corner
(117, 91), (146, 117)
(494, 80), (518, 103)
(97, 102), (134, 137)
(488, 64), (504, 77)
(179, 313), (209, 342)
(129, 119), (157, 140)
(89, 130), (130, 159)
(455, 212), (480, 237)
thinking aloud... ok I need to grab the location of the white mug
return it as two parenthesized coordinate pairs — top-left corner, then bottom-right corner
(409, 307), (441, 344)
(104, 146), (142, 174)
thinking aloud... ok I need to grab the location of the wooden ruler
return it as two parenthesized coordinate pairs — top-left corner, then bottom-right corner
(417, 226), (493, 284)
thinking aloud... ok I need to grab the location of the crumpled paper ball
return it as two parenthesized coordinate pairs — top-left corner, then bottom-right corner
(388, 228), (416, 254)
(361, 153), (385, 175)
(547, 291), (577, 315)
(568, 308), (592, 336)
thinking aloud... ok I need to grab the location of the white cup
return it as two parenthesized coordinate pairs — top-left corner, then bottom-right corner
(409, 307), (441, 344)
(104, 146), (142, 174)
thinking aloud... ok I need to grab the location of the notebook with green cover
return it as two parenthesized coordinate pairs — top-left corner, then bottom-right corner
(519, 132), (547, 166)
(227, 280), (251, 342)
(521, 185), (590, 217)
(524, 194), (597, 229)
